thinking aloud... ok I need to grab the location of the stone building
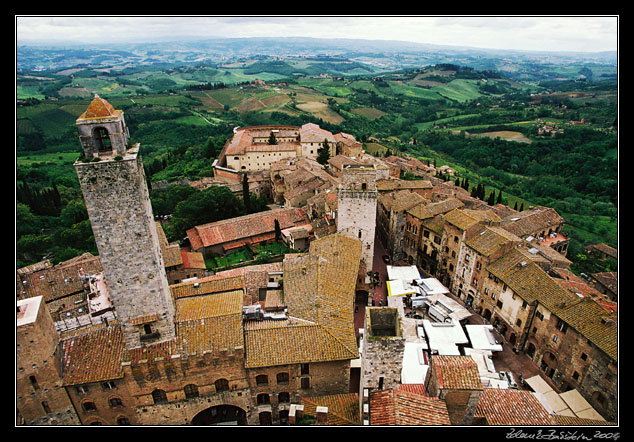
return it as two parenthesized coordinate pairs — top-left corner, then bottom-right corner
(479, 249), (618, 421)
(17, 296), (80, 425)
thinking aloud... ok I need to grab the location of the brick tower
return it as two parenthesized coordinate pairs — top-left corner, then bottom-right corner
(337, 164), (378, 275)
(74, 95), (175, 349)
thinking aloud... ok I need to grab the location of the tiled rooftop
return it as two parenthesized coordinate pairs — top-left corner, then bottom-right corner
(301, 393), (361, 425)
(474, 389), (553, 426)
(187, 207), (309, 250)
(432, 355), (483, 391)
(61, 325), (125, 386)
(369, 388), (451, 425)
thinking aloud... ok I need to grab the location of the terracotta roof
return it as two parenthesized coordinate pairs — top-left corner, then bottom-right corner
(465, 226), (522, 257)
(77, 95), (120, 120)
(61, 325), (125, 385)
(376, 178), (432, 191)
(301, 393), (361, 425)
(174, 290), (243, 322)
(243, 320), (356, 368)
(551, 415), (614, 426)
(222, 126), (301, 156)
(586, 243), (617, 259)
(300, 122), (336, 143)
(380, 190), (426, 213)
(17, 253), (102, 302)
(170, 274), (244, 300)
(180, 250), (206, 269)
(407, 197), (463, 220)
(555, 298), (617, 361)
(474, 389), (552, 426)
(246, 234), (362, 367)
(500, 206), (565, 238)
(187, 208), (309, 250)
(591, 272), (618, 294)
(369, 388), (451, 425)
(432, 355), (482, 391)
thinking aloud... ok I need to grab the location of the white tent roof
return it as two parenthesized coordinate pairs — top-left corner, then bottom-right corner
(465, 324), (503, 352)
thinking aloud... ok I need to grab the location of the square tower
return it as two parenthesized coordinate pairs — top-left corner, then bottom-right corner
(74, 96), (175, 350)
(336, 164), (378, 272)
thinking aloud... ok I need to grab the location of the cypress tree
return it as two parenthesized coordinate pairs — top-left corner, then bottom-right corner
(242, 174), (251, 213)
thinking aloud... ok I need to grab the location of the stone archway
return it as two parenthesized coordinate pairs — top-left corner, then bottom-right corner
(191, 404), (247, 426)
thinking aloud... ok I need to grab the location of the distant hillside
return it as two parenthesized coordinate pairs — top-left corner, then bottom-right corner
(17, 37), (617, 82)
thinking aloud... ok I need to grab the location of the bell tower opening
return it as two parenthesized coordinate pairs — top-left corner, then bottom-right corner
(93, 127), (112, 153)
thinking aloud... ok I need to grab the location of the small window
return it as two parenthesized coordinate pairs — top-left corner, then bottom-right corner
(152, 389), (168, 404)
(215, 378), (229, 392)
(82, 401), (97, 412)
(300, 378), (310, 389)
(276, 372), (289, 385)
(256, 375), (269, 386)
(143, 324), (152, 335)
(117, 416), (130, 425)
(184, 384), (199, 399)
(257, 393), (270, 405)
(109, 397), (123, 408)
(102, 381), (116, 390)
(76, 385), (89, 395)
(278, 392), (290, 403)
(300, 363), (309, 375)
(362, 183), (367, 190)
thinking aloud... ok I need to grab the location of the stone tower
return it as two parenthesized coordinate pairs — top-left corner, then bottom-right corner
(17, 296), (80, 425)
(74, 95), (175, 349)
(336, 164), (378, 274)
(359, 307), (405, 423)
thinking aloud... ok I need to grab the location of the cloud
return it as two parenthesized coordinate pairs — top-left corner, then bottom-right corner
(15, 16), (618, 52)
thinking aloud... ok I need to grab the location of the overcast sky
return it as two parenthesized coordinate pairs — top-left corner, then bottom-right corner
(16, 16), (619, 53)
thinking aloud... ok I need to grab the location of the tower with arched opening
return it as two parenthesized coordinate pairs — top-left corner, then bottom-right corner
(74, 95), (175, 350)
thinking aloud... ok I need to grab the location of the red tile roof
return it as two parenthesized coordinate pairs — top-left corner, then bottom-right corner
(187, 208), (309, 251)
(369, 388), (451, 425)
(61, 325), (125, 386)
(474, 389), (553, 426)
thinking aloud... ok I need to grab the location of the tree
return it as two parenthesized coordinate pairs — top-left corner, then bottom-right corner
(274, 219), (281, 242)
(317, 138), (331, 165)
(487, 191), (496, 206)
(268, 131), (277, 145)
(242, 173), (251, 213)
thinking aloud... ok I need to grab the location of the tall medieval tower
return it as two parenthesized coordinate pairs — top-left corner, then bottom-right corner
(74, 95), (175, 349)
(337, 164), (378, 276)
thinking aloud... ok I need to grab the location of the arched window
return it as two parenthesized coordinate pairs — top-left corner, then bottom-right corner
(109, 397), (123, 408)
(184, 384), (199, 399)
(215, 378), (229, 392)
(152, 389), (168, 404)
(255, 375), (268, 386)
(82, 401), (97, 412)
(93, 127), (112, 152)
(117, 416), (130, 425)
(276, 372), (289, 385)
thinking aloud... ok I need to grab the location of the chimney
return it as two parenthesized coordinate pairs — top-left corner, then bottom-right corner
(289, 404), (304, 425)
(316, 406), (328, 424)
